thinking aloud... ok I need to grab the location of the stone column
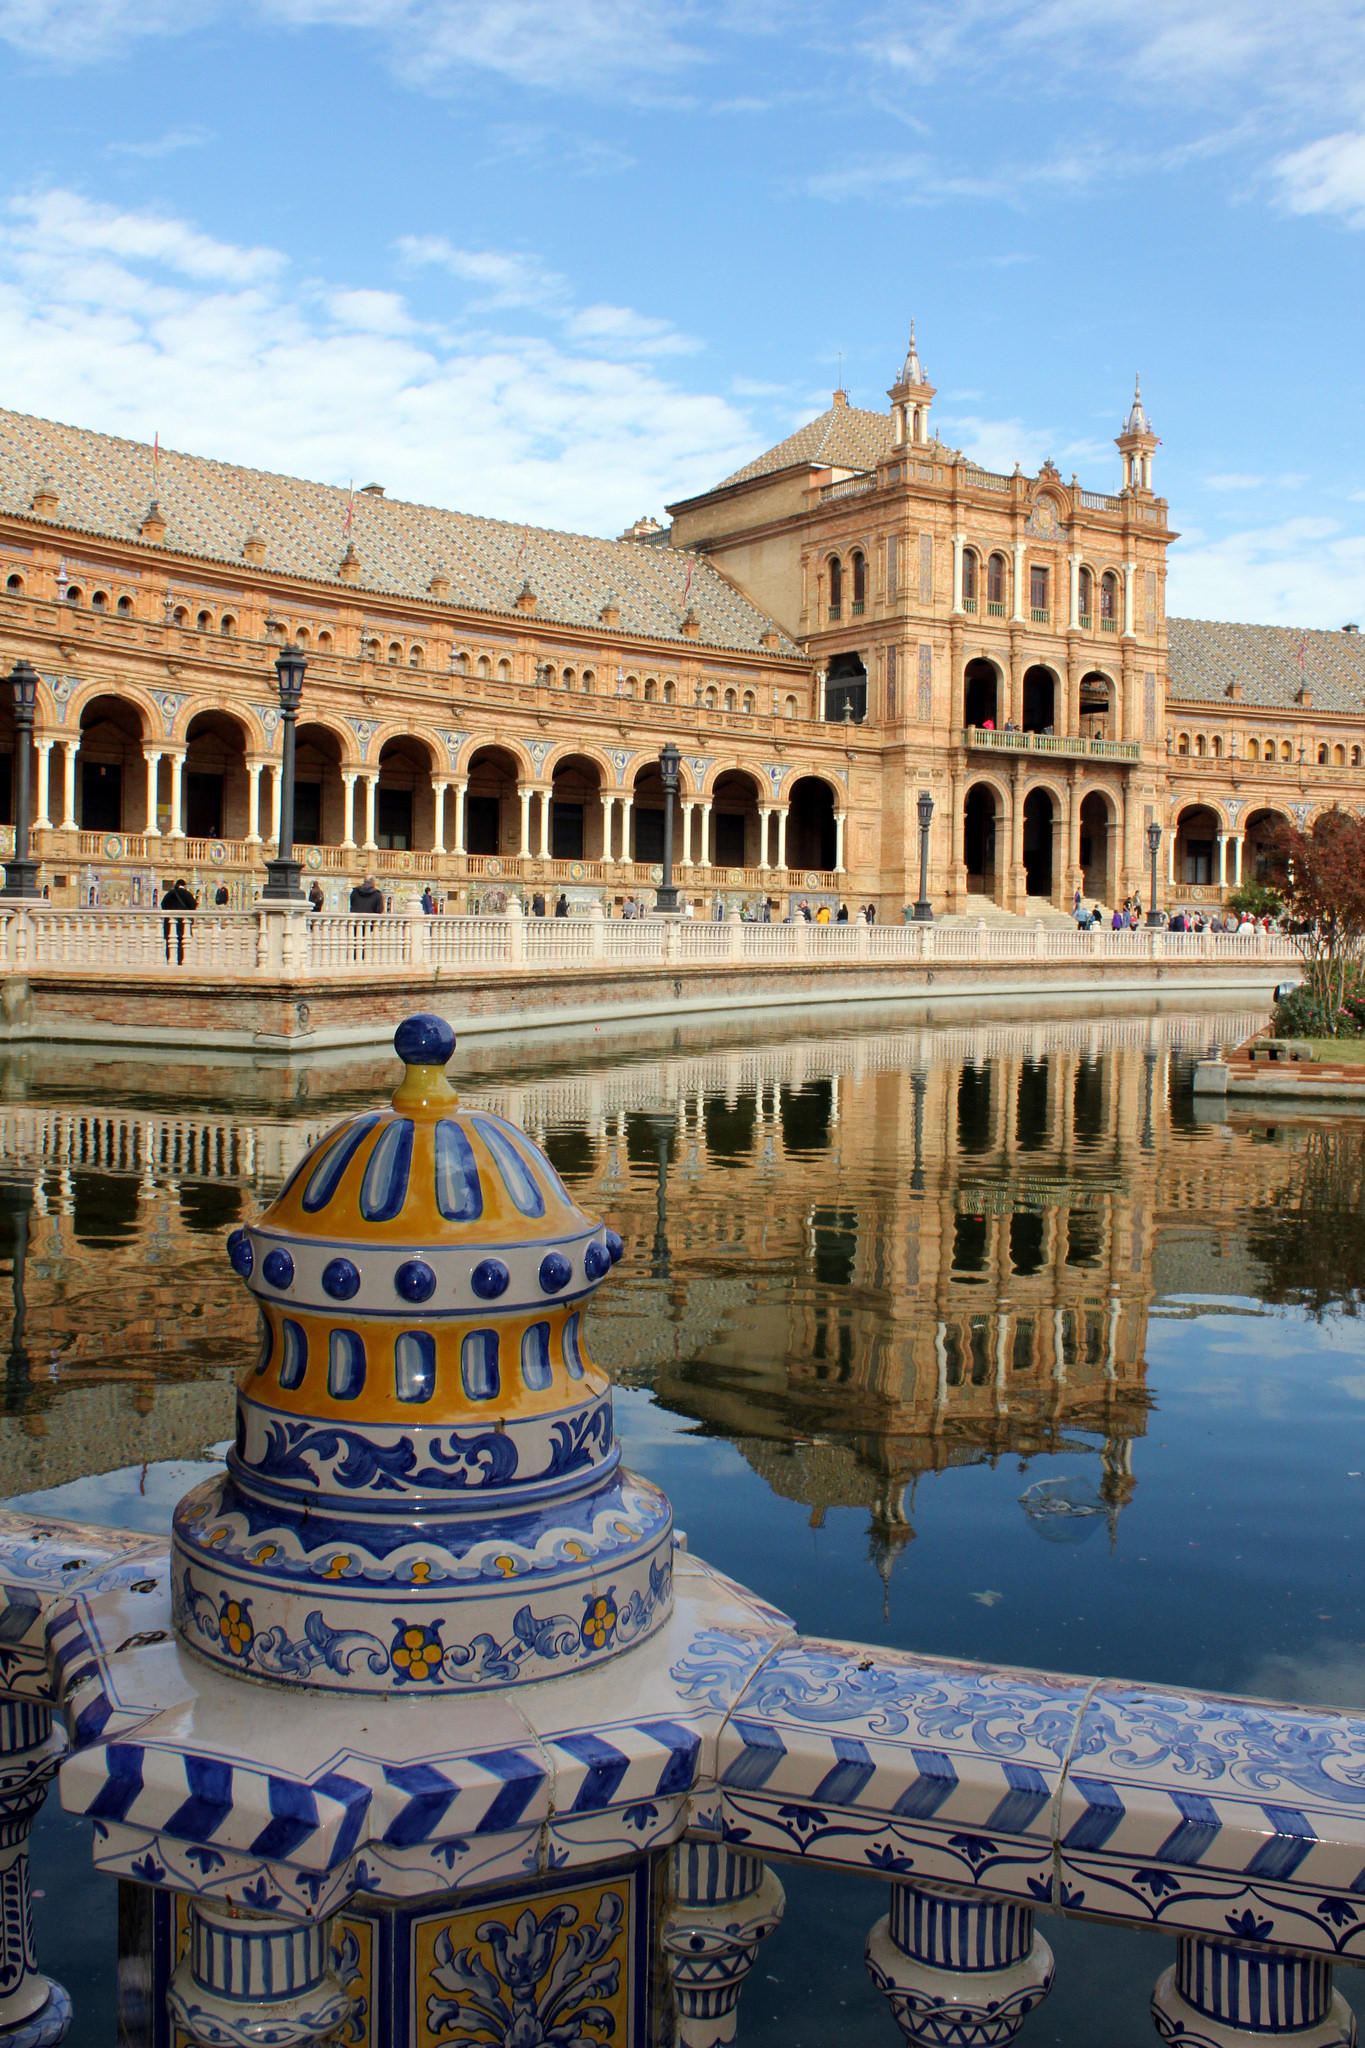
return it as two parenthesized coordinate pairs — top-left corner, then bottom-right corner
(518, 786), (532, 857)
(1123, 560), (1135, 637)
(1069, 550), (1081, 629)
(867, 1878), (1052, 2047)
(246, 761), (263, 844)
(1012, 541), (1026, 623)
(340, 771), (357, 850)
(143, 749), (163, 837)
(1168, 830), (1176, 886)
(168, 1900), (349, 2048)
(951, 533), (964, 614)
(32, 741), (52, 831)
(661, 1843), (784, 2048)
(950, 772), (965, 905)
(269, 765), (282, 849)
(60, 741), (77, 831)
(432, 780), (448, 853)
(758, 806), (771, 871)
(454, 779), (467, 855)
(777, 806), (789, 873)
(167, 750), (185, 839)
(700, 801), (712, 866)
(1068, 777), (1082, 895)
(1217, 829), (1227, 889)
(600, 792), (615, 863)
(680, 800), (695, 867)
(1010, 769), (1025, 913)
(362, 773), (378, 851)
(621, 795), (634, 864)
(1231, 832), (1244, 887)
(0, 1700), (72, 2047)
(538, 788), (551, 859)
(834, 810), (846, 875)
(1152, 1936), (1353, 2048)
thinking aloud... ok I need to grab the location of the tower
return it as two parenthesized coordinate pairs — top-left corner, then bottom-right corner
(887, 320), (936, 449)
(1116, 374), (1157, 493)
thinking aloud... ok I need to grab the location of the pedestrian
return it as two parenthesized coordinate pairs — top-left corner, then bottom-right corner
(800, 899), (812, 921)
(1111, 907), (1123, 930)
(623, 895), (637, 920)
(214, 884), (229, 907)
(682, 897), (695, 919)
(816, 902), (831, 924)
(531, 891), (546, 917)
(867, 902), (877, 923)
(836, 902), (849, 923)
(1073, 887), (1082, 914)
(308, 879), (324, 914)
(160, 876), (197, 964)
(554, 893), (569, 916)
(421, 886), (435, 915)
(712, 895), (724, 921)
(350, 873), (384, 913)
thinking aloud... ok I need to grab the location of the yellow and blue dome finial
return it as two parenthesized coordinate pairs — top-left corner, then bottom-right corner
(175, 1014), (667, 1694)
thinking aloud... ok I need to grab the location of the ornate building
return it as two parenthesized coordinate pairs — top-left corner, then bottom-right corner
(1, 332), (1362, 915)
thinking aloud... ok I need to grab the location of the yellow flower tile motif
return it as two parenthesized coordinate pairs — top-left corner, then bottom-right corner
(390, 1620), (444, 1684)
(579, 1592), (617, 1654)
(216, 1596), (253, 1658)
(414, 1876), (632, 2048)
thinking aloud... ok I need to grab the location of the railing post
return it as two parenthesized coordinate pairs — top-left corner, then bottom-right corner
(506, 893), (525, 969)
(728, 905), (743, 963)
(661, 1843), (784, 2048)
(168, 1900), (349, 2048)
(866, 1877), (1053, 2048)
(589, 897), (605, 962)
(855, 909), (869, 959)
(665, 917), (681, 965)
(12, 912), (30, 974)
(1152, 1935), (1354, 2048)
(405, 890), (430, 971)
(794, 916), (809, 962)
(0, 1700), (72, 2046)
(920, 921), (933, 962)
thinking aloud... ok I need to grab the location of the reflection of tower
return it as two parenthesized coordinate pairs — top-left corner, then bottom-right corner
(644, 1110), (674, 1279)
(868, 1478), (915, 1616)
(0, 1175), (33, 1412)
(910, 1071), (926, 1194)
(1141, 1048), (1157, 1152)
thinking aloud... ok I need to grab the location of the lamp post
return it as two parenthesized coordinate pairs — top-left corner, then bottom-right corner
(1145, 820), (1162, 926)
(912, 790), (934, 922)
(261, 645), (307, 904)
(656, 742), (681, 914)
(2, 661), (40, 900)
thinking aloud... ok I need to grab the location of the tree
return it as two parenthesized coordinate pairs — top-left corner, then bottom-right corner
(1261, 807), (1365, 1034)
(1226, 878), (1283, 919)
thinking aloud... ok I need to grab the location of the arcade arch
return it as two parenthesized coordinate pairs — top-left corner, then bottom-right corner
(1022, 786), (1056, 898)
(787, 775), (837, 873)
(963, 781), (1000, 899)
(963, 658), (1000, 729)
(465, 746), (520, 859)
(1022, 666), (1056, 734)
(183, 711), (251, 840)
(78, 695), (149, 833)
(1173, 804), (1222, 889)
(550, 754), (605, 862)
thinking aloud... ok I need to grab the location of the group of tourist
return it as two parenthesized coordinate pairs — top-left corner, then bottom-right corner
(1068, 883), (1276, 935)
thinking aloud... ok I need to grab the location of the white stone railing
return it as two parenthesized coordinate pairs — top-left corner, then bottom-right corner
(0, 902), (1302, 979)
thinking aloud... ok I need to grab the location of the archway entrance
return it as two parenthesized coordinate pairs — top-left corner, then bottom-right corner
(78, 695), (147, 832)
(1079, 791), (1113, 903)
(1022, 667), (1056, 734)
(1079, 671), (1113, 742)
(377, 737), (435, 851)
(824, 655), (866, 724)
(788, 777), (836, 872)
(709, 770), (761, 869)
(1022, 788), (1055, 897)
(183, 711), (249, 840)
(292, 725), (344, 845)
(465, 746), (519, 857)
(1175, 805), (1220, 888)
(1244, 808), (1289, 884)
(550, 755), (603, 861)
(963, 659), (999, 730)
(963, 784), (999, 898)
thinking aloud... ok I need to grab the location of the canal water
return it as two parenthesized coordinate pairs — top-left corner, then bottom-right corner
(4, 995), (1363, 2044)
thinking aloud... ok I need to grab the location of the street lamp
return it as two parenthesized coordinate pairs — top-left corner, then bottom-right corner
(912, 789), (935, 922)
(261, 644), (307, 904)
(1145, 820), (1163, 926)
(1, 661), (40, 900)
(655, 742), (681, 914)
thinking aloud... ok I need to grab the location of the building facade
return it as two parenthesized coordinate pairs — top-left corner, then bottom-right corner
(1, 335), (1362, 916)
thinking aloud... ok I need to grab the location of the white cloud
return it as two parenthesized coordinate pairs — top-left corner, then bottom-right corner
(396, 238), (569, 311)
(934, 408), (1112, 477)
(1166, 514), (1365, 628)
(1204, 473), (1266, 490)
(1273, 130), (1365, 226)
(0, 186), (757, 534)
(106, 127), (211, 160)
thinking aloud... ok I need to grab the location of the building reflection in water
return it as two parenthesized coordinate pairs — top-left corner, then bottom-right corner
(0, 1004), (1346, 1585)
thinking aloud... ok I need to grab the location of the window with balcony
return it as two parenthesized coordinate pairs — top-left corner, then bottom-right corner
(117, 595), (134, 616)
(962, 549), (978, 613)
(1029, 565), (1049, 622)
(827, 555), (842, 621)
(1319, 743), (1328, 764)
(66, 586), (82, 605)
(851, 550), (866, 616)
(409, 645), (424, 668)
(987, 553), (1007, 616)
(92, 590), (109, 610)
(1078, 566), (1092, 621)
(197, 609), (212, 631)
(1100, 572), (1118, 630)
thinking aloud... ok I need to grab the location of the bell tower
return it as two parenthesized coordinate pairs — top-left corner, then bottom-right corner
(1117, 374), (1158, 493)
(888, 320), (936, 449)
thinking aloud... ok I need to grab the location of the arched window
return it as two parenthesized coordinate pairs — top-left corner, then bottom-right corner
(366, 637), (381, 660)
(724, 688), (736, 711)
(1281, 741), (1292, 761)
(1353, 746), (1362, 766)
(1194, 734), (1205, 757)
(1100, 572), (1118, 626)
(962, 550), (978, 610)
(625, 675), (637, 697)
(743, 692), (756, 713)
(1078, 566), (1092, 619)
(172, 604), (188, 626)
(5, 573), (23, 594)
(1334, 744), (1345, 765)
(477, 655), (490, 678)
(295, 626), (310, 648)
(1318, 743), (1328, 765)
(92, 590), (109, 610)
(987, 554), (1006, 610)
(496, 659), (511, 681)
(1029, 564), (1049, 618)
(582, 669), (595, 692)
(197, 609), (212, 631)
(644, 678), (657, 702)
(1177, 733), (1189, 756)
(220, 613), (235, 635)
(388, 642), (401, 664)
(317, 630), (332, 651)
(409, 645), (424, 668)
(828, 556), (843, 620)
(117, 594), (134, 616)
(454, 650), (470, 674)
(785, 694), (797, 719)
(664, 679), (676, 704)
(560, 666), (574, 689)
(705, 686), (717, 709)
(852, 550), (867, 613)
(1247, 739), (1259, 761)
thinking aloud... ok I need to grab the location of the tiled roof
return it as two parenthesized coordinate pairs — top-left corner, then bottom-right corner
(715, 400), (896, 489)
(0, 408), (804, 660)
(1167, 618), (1365, 715)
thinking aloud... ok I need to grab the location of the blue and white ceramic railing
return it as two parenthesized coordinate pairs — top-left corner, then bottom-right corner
(0, 1511), (1360, 2044)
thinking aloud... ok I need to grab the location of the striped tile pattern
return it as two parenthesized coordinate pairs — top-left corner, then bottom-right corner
(889, 1884), (1034, 1973)
(191, 1911), (326, 2004)
(1175, 1938), (1332, 2032)
(670, 1841), (763, 1907)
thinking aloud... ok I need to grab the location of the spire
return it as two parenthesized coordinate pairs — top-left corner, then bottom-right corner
(1116, 372), (1157, 493)
(900, 318), (927, 389)
(888, 319), (936, 449)
(1124, 373), (1149, 435)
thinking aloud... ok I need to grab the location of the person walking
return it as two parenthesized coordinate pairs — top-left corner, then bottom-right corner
(421, 885), (435, 914)
(350, 874), (384, 913)
(160, 877), (197, 964)
(867, 902), (877, 923)
(815, 902), (831, 924)
(554, 892), (569, 916)
(836, 902), (849, 922)
(307, 879), (325, 914)
(682, 897), (695, 919)
(531, 891), (546, 917)
(213, 884), (229, 907)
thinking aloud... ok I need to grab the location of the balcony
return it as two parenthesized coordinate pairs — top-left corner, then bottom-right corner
(1030, 606), (1050, 624)
(987, 599), (1006, 617)
(827, 603), (841, 622)
(962, 724), (1141, 763)
(1101, 615), (1118, 632)
(962, 597), (977, 613)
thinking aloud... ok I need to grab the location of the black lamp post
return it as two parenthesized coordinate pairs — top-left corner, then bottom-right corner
(261, 645), (307, 903)
(1145, 820), (1163, 926)
(656, 742), (681, 913)
(912, 790), (934, 922)
(2, 661), (40, 900)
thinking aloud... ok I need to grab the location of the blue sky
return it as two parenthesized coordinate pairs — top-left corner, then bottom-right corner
(0, 0), (1362, 626)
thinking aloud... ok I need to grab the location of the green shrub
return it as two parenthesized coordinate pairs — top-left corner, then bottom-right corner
(1227, 880), (1283, 918)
